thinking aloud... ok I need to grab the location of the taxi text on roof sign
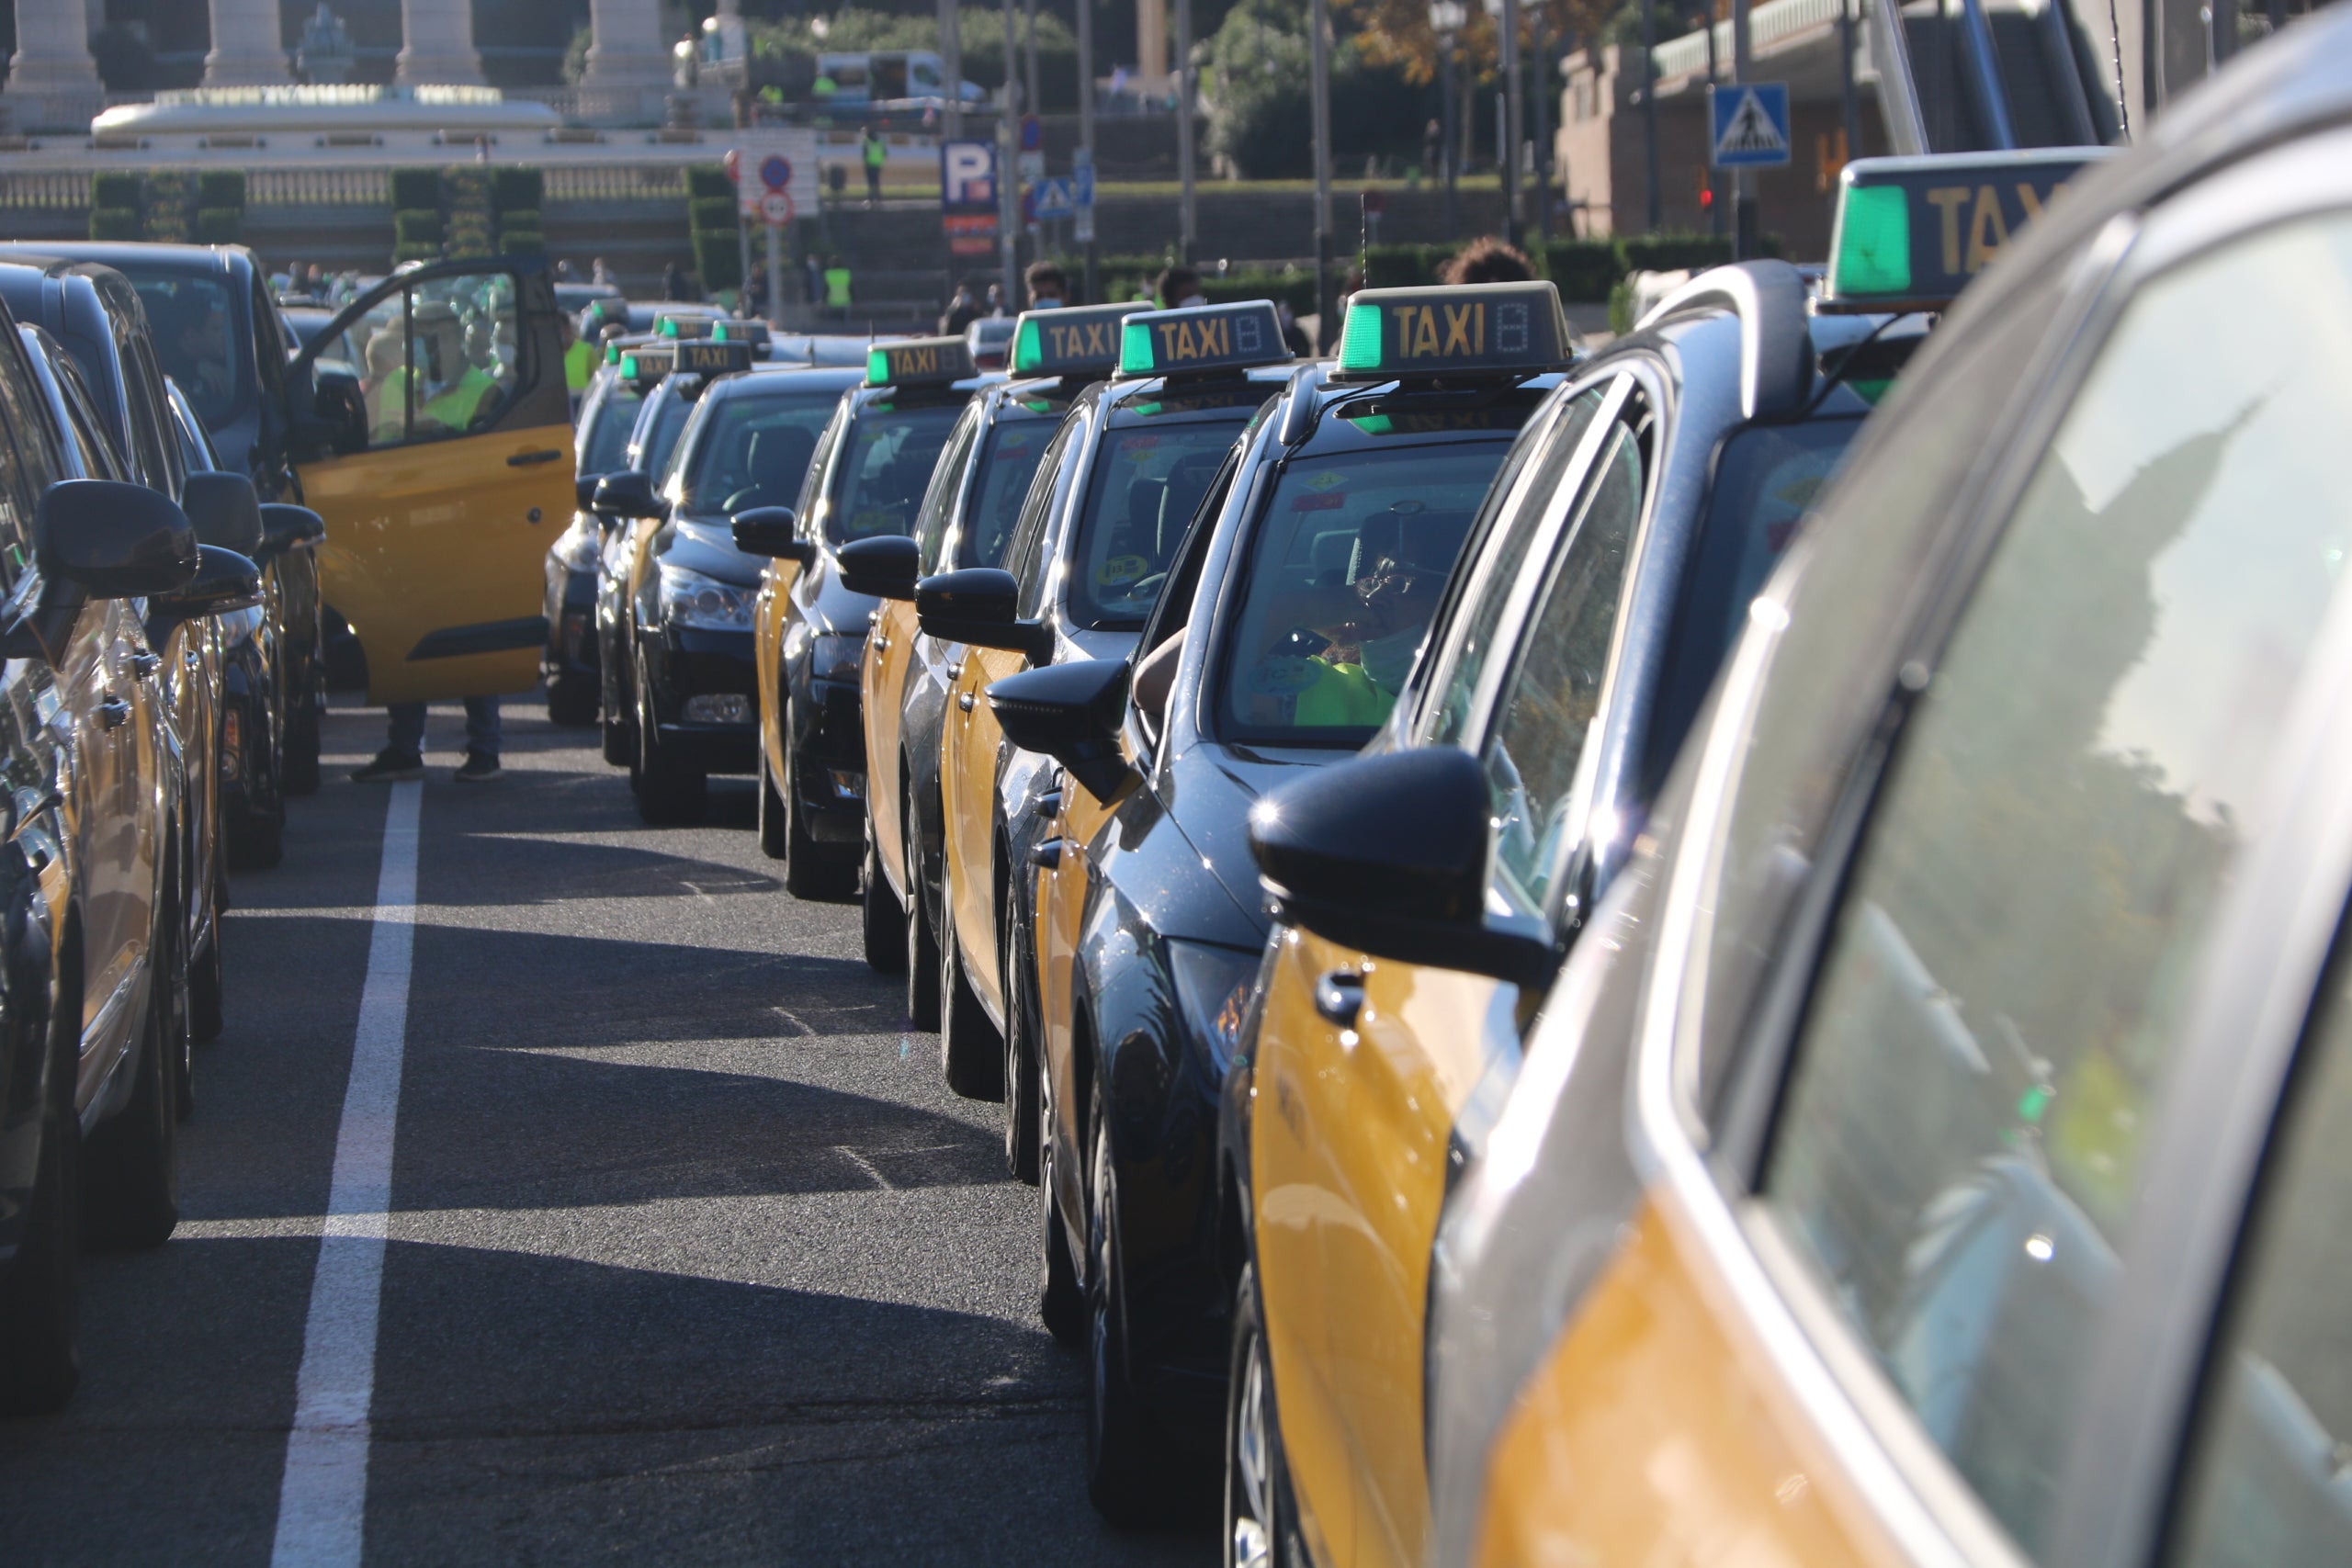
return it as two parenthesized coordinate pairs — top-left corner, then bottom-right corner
(616, 344), (674, 382)
(1822, 148), (2111, 312)
(656, 313), (716, 339)
(866, 335), (978, 389)
(1012, 301), (1145, 378)
(1116, 300), (1289, 378)
(1332, 280), (1574, 382)
(674, 339), (755, 376)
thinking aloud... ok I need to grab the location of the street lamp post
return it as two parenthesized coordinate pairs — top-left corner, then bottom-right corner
(1482, 0), (1521, 247)
(1178, 0), (1199, 262)
(1429, 0), (1464, 238)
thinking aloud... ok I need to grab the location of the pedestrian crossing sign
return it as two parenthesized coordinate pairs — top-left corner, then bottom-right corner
(1709, 83), (1791, 169)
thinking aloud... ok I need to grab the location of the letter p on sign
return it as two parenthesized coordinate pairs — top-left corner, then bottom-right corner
(942, 141), (995, 209)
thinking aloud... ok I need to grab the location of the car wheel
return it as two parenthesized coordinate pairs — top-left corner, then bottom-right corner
(0, 986), (82, 1415)
(937, 878), (1004, 1100)
(601, 707), (633, 767)
(1085, 1072), (1170, 1524)
(84, 903), (184, 1250)
(601, 635), (635, 765)
(1001, 873), (1041, 1184)
(546, 671), (600, 727)
(780, 710), (855, 900)
(904, 781), (942, 1029)
(631, 652), (707, 825)
(861, 819), (906, 974)
(1037, 1058), (1083, 1346)
(1224, 1264), (1302, 1568)
(756, 742), (790, 861)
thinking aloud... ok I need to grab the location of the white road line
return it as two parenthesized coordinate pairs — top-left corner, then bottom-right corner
(834, 1146), (896, 1190)
(270, 780), (422, 1568)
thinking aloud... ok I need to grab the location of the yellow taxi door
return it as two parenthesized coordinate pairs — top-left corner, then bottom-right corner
(942, 645), (1025, 1018)
(291, 261), (574, 705)
(861, 596), (921, 886)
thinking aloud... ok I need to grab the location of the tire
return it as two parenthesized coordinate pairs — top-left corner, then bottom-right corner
(937, 885), (1004, 1100)
(631, 654), (707, 825)
(85, 908), (184, 1251)
(780, 711), (856, 900)
(1038, 1057), (1083, 1346)
(0, 988), (82, 1416)
(904, 782), (942, 1030)
(861, 821), (906, 974)
(756, 744), (790, 862)
(1001, 873), (1041, 1184)
(601, 709), (632, 767)
(1085, 1073), (1173, 1524)
(1224, 1265), (1303, 1568)
(546, 671), (600, 727)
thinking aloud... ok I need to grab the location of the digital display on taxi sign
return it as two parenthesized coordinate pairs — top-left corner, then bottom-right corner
(1822, 149), (2109, 312)
(674, 339), (754, 376)
(1115, 301), (1288, 379)
(1012, 303), (1144, 378)
(1332, 281), (1573, 382)
(865, 336), (977, 389)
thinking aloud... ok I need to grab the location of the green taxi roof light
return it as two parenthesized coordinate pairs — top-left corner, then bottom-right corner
(1012, 318), (1046, 375)
(658, 317), (681, 337)
(1833, 182), (1912, 298)
(1118, 320), (1156, 378)
(1336, 299), (1385, 374)
(1326, 281), (1570, 383)
(619, 353), (642, 378)
(866, 346), (891, 386)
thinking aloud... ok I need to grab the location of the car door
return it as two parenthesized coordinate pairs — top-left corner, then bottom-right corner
(290, 259), (572, 704)
(1252, 378), (1633, 1568)
(757, 400), (841, 780)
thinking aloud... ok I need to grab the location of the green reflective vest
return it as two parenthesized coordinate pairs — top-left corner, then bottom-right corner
(824, 267), (853, 308)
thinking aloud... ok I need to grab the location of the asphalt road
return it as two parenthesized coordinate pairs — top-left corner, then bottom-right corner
(0, 699), (1208, 1565)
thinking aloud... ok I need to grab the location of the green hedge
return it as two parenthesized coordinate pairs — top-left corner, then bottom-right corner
(691, 231), (741, 293)
(1200, 271), (1315, 316)
(684, 164), (733, 202)
(492, 166), (543, 213)
(688, 196), (739, 235)
(89, 206), (141, 241)
(392, 242), (441, 266)
(393, 209), (443, 246)
(499, 206), (541, 233)
(1541, 240), (1621, 302)
(194, 207), (242, 244)
(499, 229), (545, 255)
(1618, 233), (1734, 273)
(91, 171), (141, 211)
(197, 170), (245, 210)
(390, 167), (440, 212)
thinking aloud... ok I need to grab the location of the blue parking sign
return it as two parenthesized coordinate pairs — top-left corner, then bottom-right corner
(1709, 83), (1791, 169)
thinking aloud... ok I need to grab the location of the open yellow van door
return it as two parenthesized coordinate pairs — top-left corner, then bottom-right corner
(288, 256), (574, 704)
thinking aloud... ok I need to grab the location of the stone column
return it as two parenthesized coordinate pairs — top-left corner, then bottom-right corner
(396, 0), (485, 87)
(577, 0), (667, 124)
(204, 0), (291, 86)
(6, 0), (103, 132)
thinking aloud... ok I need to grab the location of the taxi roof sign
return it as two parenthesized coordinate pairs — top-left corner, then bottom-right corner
(1822, 148), (2109, 313)
(710, 319), (771, 345)
(1116, 300), (1289, 379)
(674, 339), (755, 376)
(1012, 302), (1145, 378)
(616, 344), (674, 382)
(656, 312), (717, 339)
(1331, 281), (1573, 382)
(865, 335), (978, 389)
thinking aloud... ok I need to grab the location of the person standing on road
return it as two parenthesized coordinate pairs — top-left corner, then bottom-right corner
(824, 257), (854, 321)
(1024, 261), (1067, 309)
(862, 126), (888, 208)
(1157, 265), (1206, 309)
(354, 696), (503, 784)
(939, 281), (980, 335)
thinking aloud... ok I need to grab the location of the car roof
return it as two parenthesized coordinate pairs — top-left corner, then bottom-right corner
(13, 242), (247, 281)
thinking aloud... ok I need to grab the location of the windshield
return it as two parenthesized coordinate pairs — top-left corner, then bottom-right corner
(1068, 418), (1249, 629)
(827, 402), (962, 546)
(634, 389), (696, 483)
(580, 381), (645, 477)
(1218, 441), (1513, 744)
(962, 417), (1055, 568)
(125, 271), (246, 432)
(1646, 413), (1861, 792)
(675, 387), (838, 516)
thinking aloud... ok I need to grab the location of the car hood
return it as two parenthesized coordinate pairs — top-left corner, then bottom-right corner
(660, 513), (768, 588)
(1157, 739), (1350, 948)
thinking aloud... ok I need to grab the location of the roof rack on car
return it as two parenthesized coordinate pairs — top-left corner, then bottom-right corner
(1636, 260), (1814, 422)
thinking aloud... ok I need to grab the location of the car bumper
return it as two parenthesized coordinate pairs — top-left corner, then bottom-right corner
(644, 626), (758, 773)
(788, 673), (866, 844)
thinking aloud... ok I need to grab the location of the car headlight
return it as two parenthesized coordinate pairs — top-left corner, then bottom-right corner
(658, 564), (754, 631)
(809, 630), (865, 682)
(552, 517), (600, 573)
(1168, 940), (1262, 1073)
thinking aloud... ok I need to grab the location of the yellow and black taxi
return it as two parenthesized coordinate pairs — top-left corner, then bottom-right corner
(1400, 27), (2352, 1568)
(912, 301), (1293, 1124)
(735, 336), (988, 897)
(540, 331), (662, 725)
(1212, 172), (2065, 1557)
(610, 344), (863, 822)
(986, 284), (1567, 1522)
(844, 304), (1136, 1021)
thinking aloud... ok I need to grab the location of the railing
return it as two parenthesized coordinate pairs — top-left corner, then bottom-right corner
(0, 164), (698, 211)
(543, 164), (688, 201)
(0, 171), (89, 209)
(247, 167), (389, 206)
(1651, 0), (1849, 79)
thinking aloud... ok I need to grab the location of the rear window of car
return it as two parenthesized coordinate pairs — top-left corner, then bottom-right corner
(674, 388), (839, 517)
(123, 271), (249, 433)
(1067, 417), (1251, 630)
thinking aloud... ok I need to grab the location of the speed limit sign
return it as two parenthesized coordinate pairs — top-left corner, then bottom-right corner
(760, 191), (795, 226)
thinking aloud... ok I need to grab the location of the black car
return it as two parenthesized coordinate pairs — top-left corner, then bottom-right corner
(989, 283), (1574, 1516)
(733, 337), (992, 897)
(8, 243), (331, 786)
(540, 337), (661, 725)
(616, 355), (863, 822)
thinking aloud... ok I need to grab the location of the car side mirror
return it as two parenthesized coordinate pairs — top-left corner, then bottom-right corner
(254, 502), (325, 564)
(146, 545), (264, 645)
(916, 568), (1054, 664)
(837, 534), (919, 599)
(987, 657), (1137, 804)
(731, 506), (814, 565)
(592, 469), (662, 521)
(38, 479), (198, 600)
(180, 471), (266, 554)
(575, 471), (605, 512)
(298, 367), (366, 458)
(1248, 748), (1553, 988)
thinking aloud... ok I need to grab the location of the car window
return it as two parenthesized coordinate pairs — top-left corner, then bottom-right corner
(1216, 440), (1509, 744)
(1480, 404), (1646, 919)
(53, 354), (127, 482)
(1009, 419), (1080, 620)
(1757, 211), (2352, 1561)
(1066, 418), (1252, 630)
(127, 270), (246, 433)
(2169, 938), (2352, 1568)
(0, 331), (61, 583)
(356, 274), (533, 451)
(580, 379), (647, 478)
(794, 401), (849, 532)
(826, 402), (963, 547)
(1420, 380), (1613, 749)
(959, 415), (1057, 571)
(915, 403), (982, 571)
(119, 332), (182, 497)
(673, 388), (837, 518)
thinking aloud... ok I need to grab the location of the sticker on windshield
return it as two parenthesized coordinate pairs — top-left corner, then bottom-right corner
(1301, 469), (1348, 491)
(1291, 492), (1345, 512)
(1097, 553), (1150, 586)
(850, 510), (898, 535)
(1251, 658), (1320, 696)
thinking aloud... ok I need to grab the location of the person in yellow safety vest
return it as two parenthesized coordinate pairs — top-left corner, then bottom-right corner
(1284, 551), (1444, 728)
(862, 126), (888, 207)
(561, 313), (594, 404)
(372, 303), (503, 445)
(823, 257), (853, 321)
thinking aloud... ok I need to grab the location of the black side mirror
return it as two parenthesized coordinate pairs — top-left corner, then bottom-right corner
(147, 545), (263, 645)
(1248, 748), (1552, 988)
(731, 506), (814, 565)
(916, 568), (1054, 664)
(838, 533), (919, 600)
(180, 471), (265, 554)
(987, 657), (1136, 804)
(299, 367), (366, 457)
(593, 470), (663, 521)
(254, 502), (325, 564)
(37, 479), (198, 600)
(575, 472), (605, 512)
